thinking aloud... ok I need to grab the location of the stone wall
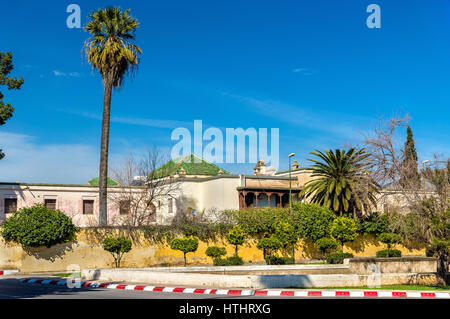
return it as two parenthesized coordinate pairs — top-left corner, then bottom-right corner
(0, 229), (426, 273)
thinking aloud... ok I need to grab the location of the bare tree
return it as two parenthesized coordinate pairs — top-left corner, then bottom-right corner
(362, 115), (449, 284)
(108, 148), (181, 231)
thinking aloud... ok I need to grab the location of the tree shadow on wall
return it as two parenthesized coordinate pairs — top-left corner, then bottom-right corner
(22, 241), (76, 262)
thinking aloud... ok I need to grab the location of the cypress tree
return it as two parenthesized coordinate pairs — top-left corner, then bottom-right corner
(400, 126), (420, 188)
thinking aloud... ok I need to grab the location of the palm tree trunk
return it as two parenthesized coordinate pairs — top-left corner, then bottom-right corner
(98, 82), (112, 226)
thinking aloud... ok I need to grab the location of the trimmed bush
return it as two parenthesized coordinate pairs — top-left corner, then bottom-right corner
(205, 246), (227, 262)
(377, 232), (402, 257)
(264, 255), (294, 265)
(102, 237), (132, 268)
(257, 236), (283, 259)
(170, 236), (199, 266)
(315, 237), (338, 255)
(326, 252), (354, 264)
(213, 256), (244, 266)
(226, 225), (246, 256)
(1, 204), (78, 248)
(376, 249), (402, 258)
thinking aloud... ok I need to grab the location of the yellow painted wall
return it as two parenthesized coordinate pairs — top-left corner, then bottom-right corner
(0, 229), (425, 273)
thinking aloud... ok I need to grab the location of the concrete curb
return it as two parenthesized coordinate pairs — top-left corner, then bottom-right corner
(19, 278), (450, 298)
(0, 270), (19, 276)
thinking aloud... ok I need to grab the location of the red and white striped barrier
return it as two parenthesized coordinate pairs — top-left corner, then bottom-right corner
(19, 278), (450, 298)
(0, 270), (19, 276)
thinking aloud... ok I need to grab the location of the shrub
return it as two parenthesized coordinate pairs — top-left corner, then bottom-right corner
(223, 208), (288, 237)
(357, 213), (390, 235)
(274, 221), (298, 260)
(205, 246), (227, 263)
(330, 217), (358, 250)
(264, 255), (295, 265)
(376, 249), (402, 258)
(326, 252), (354, 264)
(293, 202), (335, 242)
(170, 237), (199, 266)
(377, 232), (402, 256)
(213, 256), (244, 266)
(315, 237), (338, 255)
(226, 225), (246, 256)
(425, 245), (435, 257)
(102, 237), (132, 268)
(1, 204), (79, 248)
(256, 236), (283, 259)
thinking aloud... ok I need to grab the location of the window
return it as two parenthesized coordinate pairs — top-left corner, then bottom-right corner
(4, 198), (17, 214)
(120, 200), (131, 215)
(44, 199), (56, 210)
(168, 198), (173, 214)
(83, 200), (94, 215)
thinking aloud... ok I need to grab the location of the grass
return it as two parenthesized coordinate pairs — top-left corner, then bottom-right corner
(52, 272), (81, 278)
(321, 285), (450, 291)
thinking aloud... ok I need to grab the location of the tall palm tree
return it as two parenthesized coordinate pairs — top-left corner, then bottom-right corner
(301, 148), (380, 217)
(83, 7), (142, 226)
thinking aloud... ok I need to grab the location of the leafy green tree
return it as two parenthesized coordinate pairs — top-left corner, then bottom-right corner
(205, 246), (227, 263)
(170, 237), (199, 266)
(0, 51), (24, 159)
(293, 202), (335, 242)
(83, 7), (142, 226)
(102, 237), (132, 267)
(330, 217), (358, 251)
(315, 237), (338, 257)
(301, 148), (380, 217)
(1, 204), (78, 247)
(226, 225), (246, 256)
(256, 236), (283, 259)
(273, 221), (298, 261)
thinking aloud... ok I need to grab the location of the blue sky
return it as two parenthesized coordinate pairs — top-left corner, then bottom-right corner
(1, 0), (450, 183)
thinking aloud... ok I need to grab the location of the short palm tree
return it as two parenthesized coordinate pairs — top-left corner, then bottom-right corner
(301, 148), (380, 217)
(83, 7), (142, 225)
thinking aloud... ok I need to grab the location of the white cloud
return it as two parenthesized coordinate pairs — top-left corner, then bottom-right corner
(0, 132), (99, 184)
(52, 70), (81, 77)
(292, 67), (314, 75)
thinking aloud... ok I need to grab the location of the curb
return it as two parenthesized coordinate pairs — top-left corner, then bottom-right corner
(0, 270), (19, 276)
(19, 278), (450, 298)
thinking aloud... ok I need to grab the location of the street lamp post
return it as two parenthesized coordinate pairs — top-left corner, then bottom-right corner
(288, 153), (295, 263)
(288, 153), (295, 213)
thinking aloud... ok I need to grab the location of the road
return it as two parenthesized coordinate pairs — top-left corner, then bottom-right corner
(0, 276), (274, 299)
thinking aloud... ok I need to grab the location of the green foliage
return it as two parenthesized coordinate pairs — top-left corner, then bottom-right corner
(205, 246), (227, 261)
(428, 238), (450, 256)
(170, 237), (199, 266)
(326, 252), (354, 264)
(378, 233), (402, 246)
(293, 202), (335, 242)
(213, 255), (244, 266)
(376, 249), (402, 258)
(273, 221), (298, 247)
(223, 208), (288, 237)
(330, 217), (358, 248)
(315, 237), (338, 254)
(264, 255), (294, 265)
(226, 225), (246, 256)
(102, 237), (132, 267)
(301, 148), (380, 216)
(142, 223), (232, 245)
(256, 236), (283, 258)
(0, 51), (24, 159)
(356, 213), (390, 235)
(1, 204), (78, 248)
(84, 7), (142, 88)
